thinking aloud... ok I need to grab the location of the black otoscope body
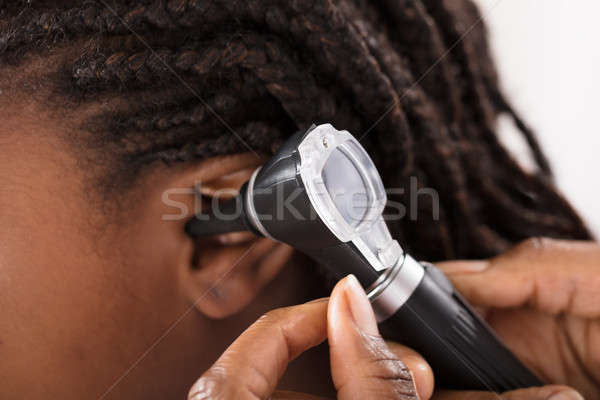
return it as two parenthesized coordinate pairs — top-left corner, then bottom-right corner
(186, 124), (542, 392)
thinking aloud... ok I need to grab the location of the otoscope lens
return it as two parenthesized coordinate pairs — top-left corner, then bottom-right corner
(322, 147), (369, 227)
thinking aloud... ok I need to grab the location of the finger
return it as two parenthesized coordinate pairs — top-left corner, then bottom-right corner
(433, 385), (583, 400)
(387, 342), (435, 400)
(328, 275), (434, 400)
(437, 238), (600, 318)
(188, 298), (329, 400)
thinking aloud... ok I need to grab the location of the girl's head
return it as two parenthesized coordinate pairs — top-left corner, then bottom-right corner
(0, 1), (589, 398)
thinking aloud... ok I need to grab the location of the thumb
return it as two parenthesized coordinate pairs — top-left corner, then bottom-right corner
(433, 385), (584, 400)
(328, 275), (434, 400)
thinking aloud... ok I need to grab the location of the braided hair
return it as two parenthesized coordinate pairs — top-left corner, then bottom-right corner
(0, 0), (590, 261)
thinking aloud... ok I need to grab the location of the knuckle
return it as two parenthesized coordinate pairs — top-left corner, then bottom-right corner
(513, 237), (556, 256)
(351, 379), (418, 400)
(367, 356), (412, 382)
(189, 369), (260, 400)
(361, 331), (388, 350)
(244, 362), (273, 398)
(258, 307), (289, 325)
(361, 334), (417, 398)
(338, 377), (417, 400)
(362, 388), (417, 400)
(188, 370), (229, 400)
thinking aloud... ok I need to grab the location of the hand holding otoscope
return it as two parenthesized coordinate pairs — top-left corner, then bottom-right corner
(186, 124), (582, 397)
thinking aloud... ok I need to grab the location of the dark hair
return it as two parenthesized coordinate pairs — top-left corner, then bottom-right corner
(0, 0), (590, 260)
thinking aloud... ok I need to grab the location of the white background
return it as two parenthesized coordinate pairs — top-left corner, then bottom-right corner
(473, 0), (600, 235)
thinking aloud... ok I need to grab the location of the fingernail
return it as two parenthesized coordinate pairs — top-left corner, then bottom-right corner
(436, 260), (489, 274)
(547, 389), (585, 400)
(344, 274), (379, 336)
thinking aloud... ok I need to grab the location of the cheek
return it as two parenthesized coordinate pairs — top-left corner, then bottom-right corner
(0, 159), (190, 393)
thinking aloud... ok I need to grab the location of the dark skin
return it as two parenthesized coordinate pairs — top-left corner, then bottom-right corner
(191, 241), (600, 399)
(0, 0), (595, 398)
(1, 100), (596, 399)
(437, 239), (600, 399)
(0, 102), (326, 398)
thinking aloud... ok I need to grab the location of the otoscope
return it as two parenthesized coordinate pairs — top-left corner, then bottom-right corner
(185, 124), (542, 392)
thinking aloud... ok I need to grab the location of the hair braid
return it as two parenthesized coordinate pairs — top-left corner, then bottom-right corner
(0, 0), (591, 262)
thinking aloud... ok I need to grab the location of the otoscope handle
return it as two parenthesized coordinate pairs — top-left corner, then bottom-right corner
(371, 256), (543, 392)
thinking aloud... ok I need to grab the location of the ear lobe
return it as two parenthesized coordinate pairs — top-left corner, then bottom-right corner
(180, 237), (293, 319)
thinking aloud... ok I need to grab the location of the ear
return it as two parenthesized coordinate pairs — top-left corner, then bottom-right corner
(181, 234), (294, 319)
(167, 153), (294, 319)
